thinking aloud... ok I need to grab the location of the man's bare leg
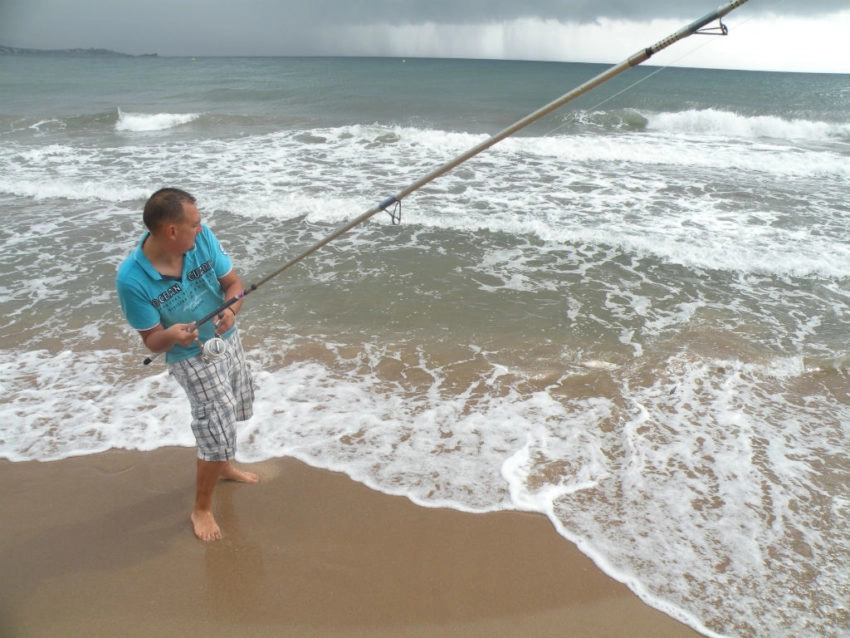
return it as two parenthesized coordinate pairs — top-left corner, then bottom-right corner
(191, 460), (259, 541)
(220, 461), (259, 484)
(192, 459), (225, 541)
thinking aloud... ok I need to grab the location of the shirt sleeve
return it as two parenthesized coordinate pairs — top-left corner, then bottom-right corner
(204, 225), (233, 278)
(116, 269), (160, 332)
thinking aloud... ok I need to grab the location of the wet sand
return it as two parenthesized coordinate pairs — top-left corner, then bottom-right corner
(0, 448), (702, 637)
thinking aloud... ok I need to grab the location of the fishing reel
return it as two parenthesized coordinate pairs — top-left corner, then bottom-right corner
(201, 336), (228, 362)
(199, 310), (232, 362)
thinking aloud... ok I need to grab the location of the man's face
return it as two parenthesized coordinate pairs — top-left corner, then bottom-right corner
(176, 202), (202, 252)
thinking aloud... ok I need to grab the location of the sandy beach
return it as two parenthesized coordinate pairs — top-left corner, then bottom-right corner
(0, 448), (701, 637)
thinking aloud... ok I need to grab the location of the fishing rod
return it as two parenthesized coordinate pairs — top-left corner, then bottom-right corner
(143, 0), (750, 366)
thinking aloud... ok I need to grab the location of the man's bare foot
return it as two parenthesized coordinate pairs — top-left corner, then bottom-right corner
(191, 509), (222, 542)
(220, 462), (259, 484)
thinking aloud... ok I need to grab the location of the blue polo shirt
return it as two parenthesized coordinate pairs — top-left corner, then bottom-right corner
(116, 224), (234, 362)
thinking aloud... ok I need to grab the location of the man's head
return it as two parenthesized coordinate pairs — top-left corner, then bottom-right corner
(143, 188), (197, 232)
(143, 188), (202, 253)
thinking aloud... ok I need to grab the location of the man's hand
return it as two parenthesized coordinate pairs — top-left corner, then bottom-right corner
(170, 322), (200, 347)
(213, 309), (235, 336)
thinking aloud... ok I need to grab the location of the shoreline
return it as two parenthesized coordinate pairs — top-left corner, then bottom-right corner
(0, 447), (702, 637)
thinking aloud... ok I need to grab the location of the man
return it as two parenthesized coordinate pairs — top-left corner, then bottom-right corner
(116, 187), (258, 541)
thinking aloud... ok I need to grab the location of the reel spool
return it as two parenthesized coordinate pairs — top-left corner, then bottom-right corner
(202, 337), (227, 362)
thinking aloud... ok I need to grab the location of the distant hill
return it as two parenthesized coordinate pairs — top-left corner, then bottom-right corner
(0, 45), (157, 57)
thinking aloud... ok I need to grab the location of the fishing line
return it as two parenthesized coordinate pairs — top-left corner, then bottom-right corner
(542, 7), (758, 139)
(539, 66), (668, 140)
(143, 0), (752, 366)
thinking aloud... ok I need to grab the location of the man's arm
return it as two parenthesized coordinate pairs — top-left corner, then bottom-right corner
(139, 322), (199, 353)
(138, 270), (244, 350)
(212, 270), (245, 334)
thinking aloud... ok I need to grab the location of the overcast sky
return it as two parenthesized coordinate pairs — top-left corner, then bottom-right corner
(1, 0), (848, 73)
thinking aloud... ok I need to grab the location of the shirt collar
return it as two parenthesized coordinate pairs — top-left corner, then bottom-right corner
(133, 232), (168, 280)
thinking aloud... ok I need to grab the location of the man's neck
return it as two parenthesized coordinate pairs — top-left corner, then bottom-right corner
(143, 234), (183, 278)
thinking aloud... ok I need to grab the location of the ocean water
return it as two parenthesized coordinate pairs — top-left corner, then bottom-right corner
(2, 53), (850, 636)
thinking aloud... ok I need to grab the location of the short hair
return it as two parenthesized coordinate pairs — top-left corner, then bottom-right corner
(143, 188), (196, 231)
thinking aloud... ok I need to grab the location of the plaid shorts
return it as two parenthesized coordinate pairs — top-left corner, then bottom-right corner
(169, 330), (254, 462)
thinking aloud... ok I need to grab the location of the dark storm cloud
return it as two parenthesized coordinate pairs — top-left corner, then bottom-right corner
(1, 0), (848, 72)
(291, 0), (849, 24)
(3, 0), (848, 43)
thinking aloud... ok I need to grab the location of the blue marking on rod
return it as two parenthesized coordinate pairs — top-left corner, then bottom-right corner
(379, 196), (397, 210)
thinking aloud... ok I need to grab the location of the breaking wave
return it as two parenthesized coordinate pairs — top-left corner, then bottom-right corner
(115, 108), (201, 132)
